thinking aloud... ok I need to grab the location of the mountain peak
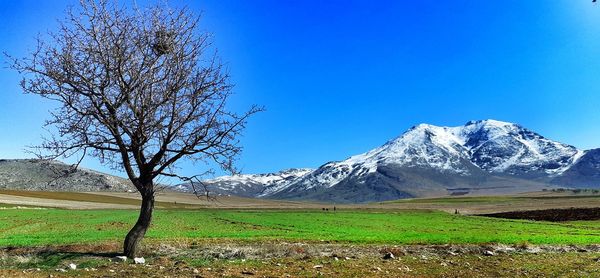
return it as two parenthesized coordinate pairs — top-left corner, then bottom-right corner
(407, 120), (518, 142)
(276, 168), (313, 175)
(465, 119), (515, 128)
(410, 123), (440, 130)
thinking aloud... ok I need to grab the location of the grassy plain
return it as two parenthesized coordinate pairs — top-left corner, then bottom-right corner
(1, 192), (600, 277)
(1, 208), (600, 247)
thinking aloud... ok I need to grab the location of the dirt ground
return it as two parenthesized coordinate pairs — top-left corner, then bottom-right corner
(0, 193), (137, 209)
(1, 242), (600, 277)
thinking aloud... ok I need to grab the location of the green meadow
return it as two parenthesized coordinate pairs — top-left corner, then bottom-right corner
(1, 208), (599, 247)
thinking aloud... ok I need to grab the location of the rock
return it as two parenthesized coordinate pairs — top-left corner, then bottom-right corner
(115, 256), (128, 262)
(134, 257), (145, 264)
(320, 252), (333, 257)
(383, 252), (395, 260)
(483, 250), (495, 256)
(68, 263), (77, 270)
(193, 268), (199, 274)
(313, 265), (323, 269)
(493, 246), (516, 253)
(399, 266), (412, 272)
(55, 268), (67, 273)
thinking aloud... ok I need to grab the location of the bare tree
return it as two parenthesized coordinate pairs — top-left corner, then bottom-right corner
(8, 0), (261, 257)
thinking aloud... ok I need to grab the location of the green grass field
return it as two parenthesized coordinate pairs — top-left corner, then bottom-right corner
(1, 208), (599, 247)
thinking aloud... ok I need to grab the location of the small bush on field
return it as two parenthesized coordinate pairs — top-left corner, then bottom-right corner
(293, 246), (306, 254)
(515, 241), (532, 249)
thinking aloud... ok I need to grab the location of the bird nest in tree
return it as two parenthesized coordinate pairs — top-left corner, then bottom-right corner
(152, 29), (175, 55)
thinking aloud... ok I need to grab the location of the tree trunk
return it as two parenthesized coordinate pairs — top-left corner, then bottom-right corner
(123, 191), (154, 258)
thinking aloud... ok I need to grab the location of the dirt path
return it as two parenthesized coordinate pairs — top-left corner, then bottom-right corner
(2, 190), (600, 213)
(0, 194), (137, 209)
(94, 191), (329, 208)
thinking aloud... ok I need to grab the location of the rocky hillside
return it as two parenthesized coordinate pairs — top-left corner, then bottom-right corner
(0, 159), (133, 192)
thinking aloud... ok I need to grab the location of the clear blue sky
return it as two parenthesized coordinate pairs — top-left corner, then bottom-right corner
(1, 1), (600, 180)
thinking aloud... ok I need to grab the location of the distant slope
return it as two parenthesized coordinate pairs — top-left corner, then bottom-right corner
(176, 168), (313, 197)
(0, 159), (133, 192)
(551, 148), (600, 188)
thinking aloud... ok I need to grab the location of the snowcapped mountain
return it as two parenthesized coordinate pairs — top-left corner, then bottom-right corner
(177, 168), (313, 197)
(458, 120), (583, 177)
(196, 120), (599, 203)
(274, 123), (478, 199)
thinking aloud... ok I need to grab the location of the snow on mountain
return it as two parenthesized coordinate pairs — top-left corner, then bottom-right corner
(209, 168), (312, 186)
(289, 123), (473, 191)
(457, 120), (582, 176)
(351, 123), (471, 173)
(190, 168), (313, 197)
(551, 148), (600, 187)
(254, 168), (314, 196)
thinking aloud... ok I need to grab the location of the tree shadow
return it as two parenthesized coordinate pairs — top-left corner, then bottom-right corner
(37, 250), (122, 258)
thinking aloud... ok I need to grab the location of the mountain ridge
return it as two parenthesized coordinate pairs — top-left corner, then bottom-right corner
(194, 120), (600, 202)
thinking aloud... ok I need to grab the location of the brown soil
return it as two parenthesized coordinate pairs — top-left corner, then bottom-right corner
(480, 207), (600, 222)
